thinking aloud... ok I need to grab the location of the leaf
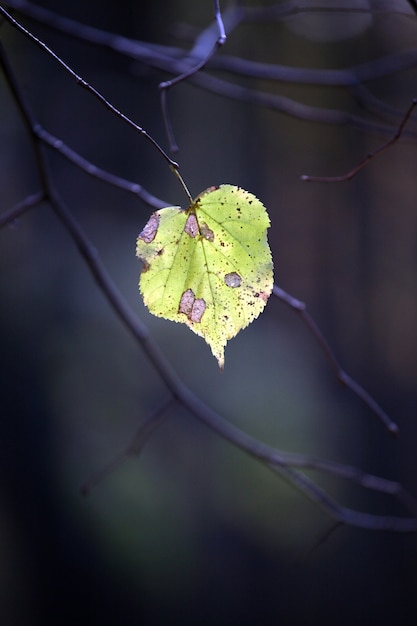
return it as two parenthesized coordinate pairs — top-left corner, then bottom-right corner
(136, 184), (273, 369)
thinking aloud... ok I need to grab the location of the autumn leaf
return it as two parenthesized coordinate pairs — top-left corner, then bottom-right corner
(136, 184), (273, 369)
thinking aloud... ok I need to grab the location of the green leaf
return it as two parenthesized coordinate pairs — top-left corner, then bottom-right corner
(136, 184), (273, 369)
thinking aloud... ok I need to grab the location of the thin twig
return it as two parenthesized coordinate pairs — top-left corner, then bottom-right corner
(159, 0), (227, 152)
(34, 126), (168, 209)
(272, 285), (398, 435)
(300, 522), (343, 562)
(353, 84), (412, 124)
(301, 99), (417, 182)
(0, 191), (45, 227)
(271, 464), (417, 532)
(81, 398), (175, 495)
(160, 89), (179, 153)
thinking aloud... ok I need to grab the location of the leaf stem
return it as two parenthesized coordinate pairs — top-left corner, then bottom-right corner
(170, 165), (194, 203)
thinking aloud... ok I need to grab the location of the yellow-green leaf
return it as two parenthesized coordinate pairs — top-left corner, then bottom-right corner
(136, 184), (273, 369)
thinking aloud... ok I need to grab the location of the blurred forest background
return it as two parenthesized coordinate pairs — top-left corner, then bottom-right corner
(1, 1), (417, 624)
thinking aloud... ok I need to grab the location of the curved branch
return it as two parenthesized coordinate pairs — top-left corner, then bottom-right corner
(301, 99), (417, 182)
(272, 286), (398, 434)
(3, 0), (417, 137)
(209, 49), (417, 87)
(187, 71), (400, 136)
(4, 0), (417, 88)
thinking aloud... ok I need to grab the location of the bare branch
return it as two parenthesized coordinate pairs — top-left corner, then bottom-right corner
(159, 0), (227, 151)
(4, 0), (417, 88)
(301, 99), (417, 182)
(4, 0), (417, 137)
(214, 0), (226, 44)
(273, 465), (417, 532)
(81, 398), (175, 495)
(352, 83), (411, 123)
(160, 89), (179, 153)
(0, 191), (44, 228)
(272, 286), (399, 435)
(209, 49), (417, 88)
(34, 126), (169, 209)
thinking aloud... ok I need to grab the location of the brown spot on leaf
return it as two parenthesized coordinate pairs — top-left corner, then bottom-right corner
(184, 213), (199, 237)
(178, 289), (194, 317)
(138, 213), (159, 243)
(190, 298), (206, 323)
(224, 272), (242, 288)
(178, 289), (206, 323)
(200, 222), (214, 241)
(258, 291), (270, 302)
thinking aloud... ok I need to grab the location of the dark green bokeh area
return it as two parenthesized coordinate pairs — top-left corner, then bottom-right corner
(1, 1), (417, 624)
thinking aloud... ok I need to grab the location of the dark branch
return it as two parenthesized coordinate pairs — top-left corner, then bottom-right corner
(301, 99), (417, 182)
(159, 0), (228, 151)
(272, 286), (398, 435)
(0, 191), (45, 228)
(35, 126), (168, 209)
(3, 0), (417, 137)
(81, 398), (175, 495)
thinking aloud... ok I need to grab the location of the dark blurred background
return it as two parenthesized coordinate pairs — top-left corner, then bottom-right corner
(1, 1), (417, 624)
